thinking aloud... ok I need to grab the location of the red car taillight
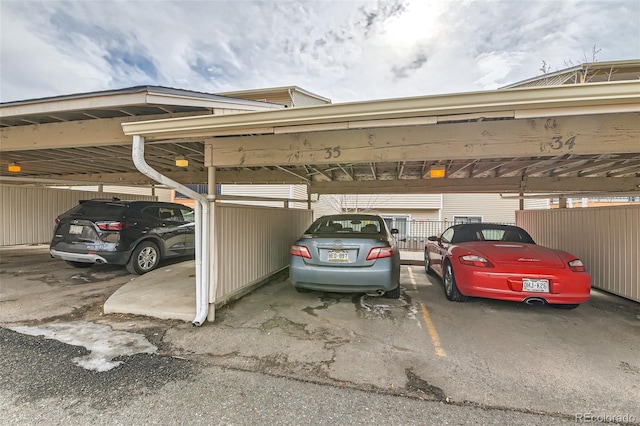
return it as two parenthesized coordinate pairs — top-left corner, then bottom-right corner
(568, 259), (586, 272)
(366, 246), (394, 260)
(459, 254), (494, 268)
(96, 221), (133, 231)
(291, 245), (312, 259)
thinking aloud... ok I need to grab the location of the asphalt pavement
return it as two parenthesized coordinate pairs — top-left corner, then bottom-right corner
(1, 327), (578, 426)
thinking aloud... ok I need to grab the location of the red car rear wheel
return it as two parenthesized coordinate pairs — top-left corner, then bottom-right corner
(444, 262), (468, 302)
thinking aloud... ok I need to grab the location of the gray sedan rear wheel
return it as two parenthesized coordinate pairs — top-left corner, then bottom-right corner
(384, 284), (401, 299)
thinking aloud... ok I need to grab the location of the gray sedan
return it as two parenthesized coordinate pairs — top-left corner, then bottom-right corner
(290, 214), (401, 298)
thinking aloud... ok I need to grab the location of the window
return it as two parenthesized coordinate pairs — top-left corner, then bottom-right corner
(181, 208), (195, 223)
(382, 214), (410, 235)
(441, 228), (455, 243)
(453, 216), (482, 224)
(175, 184), (221, 199)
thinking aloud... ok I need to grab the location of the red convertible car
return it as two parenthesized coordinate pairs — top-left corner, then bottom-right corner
(424, 224), (591, 309)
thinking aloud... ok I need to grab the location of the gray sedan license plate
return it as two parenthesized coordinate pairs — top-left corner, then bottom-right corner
(523, 278), (549, 292)
(328, 250), (349, 263)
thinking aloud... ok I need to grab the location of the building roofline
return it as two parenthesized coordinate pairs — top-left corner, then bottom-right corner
(0, 85), (285, 118)
(501, 59), (640, 89)
(218, 86), (332, 104)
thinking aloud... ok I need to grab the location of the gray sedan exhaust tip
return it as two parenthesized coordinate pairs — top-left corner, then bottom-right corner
(365, 289), (386, 297)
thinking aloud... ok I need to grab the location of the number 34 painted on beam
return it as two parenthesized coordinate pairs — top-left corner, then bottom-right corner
(546, 136), (577, 151)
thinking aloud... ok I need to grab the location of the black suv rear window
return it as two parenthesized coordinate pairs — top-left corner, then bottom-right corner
(65, 201), (128, 219)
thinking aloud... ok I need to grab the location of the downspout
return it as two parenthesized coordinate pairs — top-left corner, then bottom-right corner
(131, 135), (210, 326)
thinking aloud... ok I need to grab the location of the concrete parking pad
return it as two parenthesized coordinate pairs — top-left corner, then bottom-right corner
(104, 261), (196, 321)
(1, 245), (639, 422)
(160, 269), (640, 420)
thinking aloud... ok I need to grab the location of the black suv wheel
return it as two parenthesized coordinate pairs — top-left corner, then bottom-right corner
(127, 241), (160, 274)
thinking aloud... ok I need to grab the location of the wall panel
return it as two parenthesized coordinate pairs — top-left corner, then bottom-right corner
(213, 204), (312, 304)
(517, 205), (640, 302)
(0, 186), (156, 246)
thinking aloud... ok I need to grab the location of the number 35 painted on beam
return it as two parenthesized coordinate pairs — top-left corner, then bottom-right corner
(324, 146), (341, 159)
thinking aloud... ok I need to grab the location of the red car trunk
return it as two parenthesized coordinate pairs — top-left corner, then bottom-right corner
(467, 242), (567, 269)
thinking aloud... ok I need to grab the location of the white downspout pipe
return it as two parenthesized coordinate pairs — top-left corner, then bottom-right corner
(131, 135), (210, 326)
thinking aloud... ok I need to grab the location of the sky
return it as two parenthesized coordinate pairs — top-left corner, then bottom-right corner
(1, 0), (639, 104)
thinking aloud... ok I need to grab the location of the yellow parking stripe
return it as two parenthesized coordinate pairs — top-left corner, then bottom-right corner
(420, 303), (446, 357)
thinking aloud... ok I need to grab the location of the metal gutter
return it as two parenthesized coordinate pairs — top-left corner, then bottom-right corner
(131, 135), (211, 326)
(121, 81), (640, 139)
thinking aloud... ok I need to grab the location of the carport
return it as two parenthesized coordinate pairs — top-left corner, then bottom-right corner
(2, 81), (640, 323)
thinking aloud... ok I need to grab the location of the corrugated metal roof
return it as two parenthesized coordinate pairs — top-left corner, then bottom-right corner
(502, 59), (640, 89)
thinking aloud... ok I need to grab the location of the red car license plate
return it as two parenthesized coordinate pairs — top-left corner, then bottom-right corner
(523, 278), (549, 292)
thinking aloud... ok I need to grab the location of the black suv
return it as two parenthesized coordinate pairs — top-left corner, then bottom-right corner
(50, 199), (195, 274)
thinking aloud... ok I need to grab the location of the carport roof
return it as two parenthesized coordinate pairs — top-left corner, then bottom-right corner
(0, 85), (284, 127)
(2, 81), (640, 196)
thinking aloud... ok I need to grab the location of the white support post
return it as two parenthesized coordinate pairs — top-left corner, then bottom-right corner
(207, 164), (218, 323)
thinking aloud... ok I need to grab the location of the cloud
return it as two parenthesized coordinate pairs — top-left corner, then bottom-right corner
(392, 52), (429, 80)
(1, 0), (638, 103)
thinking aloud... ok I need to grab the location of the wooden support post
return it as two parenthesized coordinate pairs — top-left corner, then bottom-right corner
(559, 197), (567, 209)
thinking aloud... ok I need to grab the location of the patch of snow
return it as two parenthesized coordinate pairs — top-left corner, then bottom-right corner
(9, 321), (157, 372)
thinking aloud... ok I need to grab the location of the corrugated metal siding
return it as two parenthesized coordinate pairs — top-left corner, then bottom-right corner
(516, 206), (640, 302)
(291, 185), (309, 210)
(313, 194), (341, 218)
(0, 186), (156, 246)
(220, 184), (298, 207)
(253, 93), (293, 106)
(213, 204), (312, 303)
(523, 198), (550, 210)
(55, 185), (172, 202)
(104, 186), (172, 202)
(442, 194), (520, 223)
(510, 73), (575, 88)
(291, 91), (329, 107)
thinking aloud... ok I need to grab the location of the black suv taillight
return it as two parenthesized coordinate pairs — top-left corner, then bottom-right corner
(96, 221), (134, 231)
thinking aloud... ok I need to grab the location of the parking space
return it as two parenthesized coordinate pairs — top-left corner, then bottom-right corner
(1, 245), (639, 422)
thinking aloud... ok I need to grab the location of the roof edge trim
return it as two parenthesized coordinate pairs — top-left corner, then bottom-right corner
(122, 81), (640, 138)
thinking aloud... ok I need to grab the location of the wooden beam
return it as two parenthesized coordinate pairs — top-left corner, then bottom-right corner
(28, 168), (309, 185)
(309, 176), (640, 194)
(1, 111), (211, 151)
(204, 113), (640, 167)
(310, 178), (523, 194)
